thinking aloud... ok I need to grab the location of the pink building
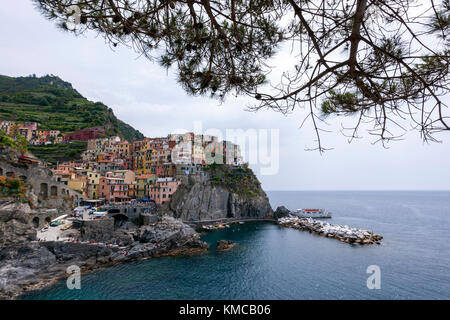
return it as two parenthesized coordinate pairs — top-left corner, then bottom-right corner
(149, 178), (181, 205)
(99, 177), (130, 202)
(21, 122), (38, 131)
(98, 177), (111, 200)
(53, 163), (74, 175)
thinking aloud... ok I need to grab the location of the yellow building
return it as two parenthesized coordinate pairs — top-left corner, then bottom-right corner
(86, 171), (100, 199)
(134, 144), (152, 175)
(67, 179), (86, 195)
(87, 171), (100, 184)
(136, 174), (156, 199)
(118, 141), (131, 158)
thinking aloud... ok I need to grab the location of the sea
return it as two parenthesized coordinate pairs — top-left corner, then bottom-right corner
(21, 191), (450, 300)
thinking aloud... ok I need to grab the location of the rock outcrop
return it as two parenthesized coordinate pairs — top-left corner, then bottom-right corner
(274, 206), (290, 219)
(0, 241), (119, 299)
(169, 169), (273, 222)
(216, 240), (237, 252)
(79, 218), (115, 242)
(0, 215), (208, 299)
(0, 200), (37, 247)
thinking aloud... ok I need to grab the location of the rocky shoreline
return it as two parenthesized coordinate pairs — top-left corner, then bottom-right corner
(0, 216), (209, 300)
(0, 158), (384, 300)
(277, 216), (383, 245)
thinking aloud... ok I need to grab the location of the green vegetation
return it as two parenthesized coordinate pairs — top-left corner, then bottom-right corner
(0, 176), (27, 200)
(203, 163), (261, 197)
(0, 130), (27, 153)
(0, 74), (144, 140)
(28, 141), (87, 165)
(321, 90), (360, 115)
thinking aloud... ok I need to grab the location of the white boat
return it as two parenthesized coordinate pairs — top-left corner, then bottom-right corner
(91, 211), (108, 219)
(291, 209), (332, 218)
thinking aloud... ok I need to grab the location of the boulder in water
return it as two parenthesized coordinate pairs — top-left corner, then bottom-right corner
(216, 240), (237, 252)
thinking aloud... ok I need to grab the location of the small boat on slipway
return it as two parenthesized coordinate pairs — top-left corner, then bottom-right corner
(291, 209), (332, 218)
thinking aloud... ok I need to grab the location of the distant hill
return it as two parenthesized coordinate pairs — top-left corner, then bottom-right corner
(0, 74), (144, 141)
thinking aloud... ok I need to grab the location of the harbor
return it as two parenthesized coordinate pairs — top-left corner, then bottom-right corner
(277, 216), (383, 245)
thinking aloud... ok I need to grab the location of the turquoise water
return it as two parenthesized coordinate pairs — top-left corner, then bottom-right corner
(21, 191), (450, 299)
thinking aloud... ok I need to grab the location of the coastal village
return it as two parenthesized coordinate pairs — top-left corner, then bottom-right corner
(0, 119), (382, 246)
(0, 113), (383, 300)
(0, 120), (243, 205)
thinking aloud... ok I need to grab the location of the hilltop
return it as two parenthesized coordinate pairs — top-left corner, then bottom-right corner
(0, 74), (144, 161)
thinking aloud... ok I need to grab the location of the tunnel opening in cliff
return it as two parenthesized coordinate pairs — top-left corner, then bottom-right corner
(32, 217), (39, 229)
(112, 214), (128, 229)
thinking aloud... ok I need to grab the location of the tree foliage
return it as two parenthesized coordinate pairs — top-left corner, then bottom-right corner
(33, 0), (450, 150)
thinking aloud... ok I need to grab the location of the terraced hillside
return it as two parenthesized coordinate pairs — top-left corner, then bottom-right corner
(0, 74), (144, 163)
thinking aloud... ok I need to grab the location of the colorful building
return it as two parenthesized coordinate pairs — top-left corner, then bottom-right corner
(106, 170), (136, 185)
(136, 174), (156, 199)
(149, 177), (181, 204)
(98, 176), (130, 202)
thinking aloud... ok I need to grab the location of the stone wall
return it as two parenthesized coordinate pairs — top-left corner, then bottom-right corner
(79, 218), (115, 242)
(105, 203), (156, 222)
(0, 159), (85, 205)
(140, 213), (159, 225)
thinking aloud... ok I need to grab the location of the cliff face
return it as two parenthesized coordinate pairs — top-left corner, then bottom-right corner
(169, 169), (273, 222)
(0, 200), (37, 247)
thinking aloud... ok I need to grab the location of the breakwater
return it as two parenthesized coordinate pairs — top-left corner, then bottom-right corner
(277, 216), (382, 245)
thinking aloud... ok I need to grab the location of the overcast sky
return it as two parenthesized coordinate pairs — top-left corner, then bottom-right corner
(1, 0), (449, 191)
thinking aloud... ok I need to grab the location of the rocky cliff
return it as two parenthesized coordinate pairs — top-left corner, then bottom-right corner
(169, 166), (273, 222)
(0, 200), (37, 247)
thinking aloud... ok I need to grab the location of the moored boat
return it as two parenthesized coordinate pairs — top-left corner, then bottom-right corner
(201, 225), (215, 231)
